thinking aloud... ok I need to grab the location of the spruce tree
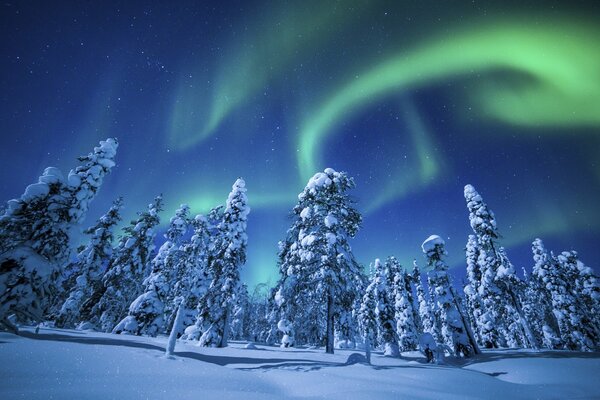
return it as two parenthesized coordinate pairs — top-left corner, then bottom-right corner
(0, 138), (118, 331)
(274, 168), (363, 354)
(91, 195), (163, 332)
(197, 179), (249, 347)
(113, 204), (189, 336)
(55, 198), (123, 328)
(422, 235), (478, 357)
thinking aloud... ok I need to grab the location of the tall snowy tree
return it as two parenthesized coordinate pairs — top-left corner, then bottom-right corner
(0, 138), (118, 331)
(374, 258), (400, 356)
(54, 198), (123, 328)
(414, 263), (435, 338)
(463, 235), (484, 345)
(90, 195), (163, 332)
(358, 274), (378, 364)
(463, 184), (536, 349)
(422, 235), (478, 357)
(195, 179), (249, 347)
(387, 257), (419, 352)
(274, 168), (363, 354)
(113, 204), (189, 336)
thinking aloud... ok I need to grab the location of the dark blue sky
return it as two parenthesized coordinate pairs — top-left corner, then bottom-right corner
(1, 1), (599, 287)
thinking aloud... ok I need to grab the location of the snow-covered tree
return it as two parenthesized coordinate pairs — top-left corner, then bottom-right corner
(415, 264), (435, 338)
(463, 184), (536, 349)
(358, 275), (378, 364)
(230, 284), (250, 340)
(463, 235), (483, 344)
(113, 204), (189, 336)
(386, 257), (418, 352)
(0, 138), (118, 331)
(91, 195), (163, 332)
(195, 179), (250, 347)
(374, 258), (399, 356)
(422, 235), (477, 357)
(531, 239), (596, 351)
(54, 198), (123, 328)
(274, 168), (363, 354)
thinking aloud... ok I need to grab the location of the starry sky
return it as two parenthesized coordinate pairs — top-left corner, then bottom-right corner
(1, 1), (599, 287)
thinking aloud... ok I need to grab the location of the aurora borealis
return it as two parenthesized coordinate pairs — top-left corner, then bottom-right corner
(1, 1), (599, 287)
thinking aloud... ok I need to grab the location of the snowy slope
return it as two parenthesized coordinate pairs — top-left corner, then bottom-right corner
(1, 328), (599, 400)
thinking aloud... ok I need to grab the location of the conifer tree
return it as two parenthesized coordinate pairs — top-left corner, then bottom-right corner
(55, 198), (123, 328)
(197, 179), (249, 347)
(358, 275), (378, 364)
(0, 138), (118, 331)
(423, 235), (478, 357)
(113, 204), (189, 336)
(374, 258), (399, 356)
(274, 168), (363, 354)
(91, 195), (163, 332)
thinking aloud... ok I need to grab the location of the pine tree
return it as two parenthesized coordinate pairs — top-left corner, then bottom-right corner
(532, 239), (595, 351)
(0, 138), (118, 331)
(196, 179), (249, 347)
(422, 235), (478, 357)
(373, 258), (399, 356)
(274, 168), (363, 354)
(415, 264), (435, 338)
(464, 184), (536, 349)
(386, 257), (418, 352)
(91, 195), (163, 332)
(358, 275), (378, 364)
(55, 198), (123, 328)
(113, 204), (189, 336)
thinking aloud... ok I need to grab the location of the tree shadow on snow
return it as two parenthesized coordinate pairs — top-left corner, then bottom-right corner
(455, 349), (600, 368)
(15, 330), (340, 369)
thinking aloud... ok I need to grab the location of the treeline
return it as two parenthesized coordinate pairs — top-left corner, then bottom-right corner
(0, 139), (598, 359)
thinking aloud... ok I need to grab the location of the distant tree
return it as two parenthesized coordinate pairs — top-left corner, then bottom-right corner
(274, 168), (363, 354)
(113, 204), (189, 336)
(463, 184), (536, 349)
(196, 179), (249, 347)
(0, 138), (118, 331)
(358, 274), (378, 364)
(373, 258), (399, 357)
(415, 264), (435, 338)
(55, 198), (123, 328)
(387, 257), (419, 352)
(91, 195), (163, 333)
(422, 235), (478, 357)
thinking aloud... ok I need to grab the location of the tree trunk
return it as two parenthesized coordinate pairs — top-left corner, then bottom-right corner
(166, 302), (184, 356)
(450, 286), (481, 355)
(507, 287), (538, 350)
(365, 328), (371, 364)
(219, 305), (230, 348)
(326, 294), (334, 354)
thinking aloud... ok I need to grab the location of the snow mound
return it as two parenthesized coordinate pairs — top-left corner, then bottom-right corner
(344, 353), (368, 365)
(245, 342), (258, 349)
(421, 235), (444, 253)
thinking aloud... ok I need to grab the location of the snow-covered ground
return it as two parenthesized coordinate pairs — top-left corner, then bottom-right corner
(1, 328), (599, 399)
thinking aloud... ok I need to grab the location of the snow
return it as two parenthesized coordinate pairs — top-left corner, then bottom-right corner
(22, 182), (49, 201)
(1, 327), (599, 399)
(421, 235), (445, 253)
(324, 213), (338, 228)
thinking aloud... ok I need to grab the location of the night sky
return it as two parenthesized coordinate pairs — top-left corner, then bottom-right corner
(1, 1), (599, 287)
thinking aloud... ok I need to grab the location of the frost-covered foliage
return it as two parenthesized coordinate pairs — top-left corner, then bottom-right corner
(274, 168), (364, 354)
(358, 274), (378, 363)
(463, 184), (535, 350)
(91, 195), (163, 333)
(114, 204), (189, 336)
(374, 258), (399, 356)
(422, 235), (475, 357)
(176, 213), (213, 336)
(0, 138), (118, 331)
(230, 284), (250, 340)
(55, 198), (123, 328)
(531, 241), (599, 351)
(415, 263), (435, 338)
(195, 179), (249, 347)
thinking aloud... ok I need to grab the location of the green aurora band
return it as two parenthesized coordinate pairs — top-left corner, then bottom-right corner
(298, 17), (600, 182)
